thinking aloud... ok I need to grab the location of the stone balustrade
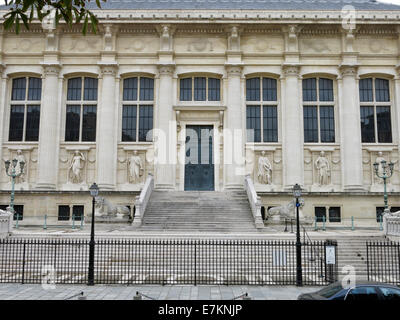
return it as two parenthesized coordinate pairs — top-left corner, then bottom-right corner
(132, 174), (154, 227)
(0, 208), (13, 239)
(384, 213), (400, 237)
(244, 175), (264, 229)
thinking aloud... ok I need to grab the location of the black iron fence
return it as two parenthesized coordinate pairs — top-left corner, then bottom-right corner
(0, 238), (337, 286)
(367, 241), (400, 285)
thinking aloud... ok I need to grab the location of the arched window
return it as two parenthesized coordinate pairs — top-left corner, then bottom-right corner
(359, 78), (392, 143)
(9, 77), (42, 142)
(65, 77), (98, 142)
(246, 77), (278, 143)
(179, 76), (221, 102)
(122, 77), (154, 142)
(302, 78), (335, 143)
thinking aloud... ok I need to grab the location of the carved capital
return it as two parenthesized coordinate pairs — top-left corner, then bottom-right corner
(282, 64), (300, 77)
(99, 64), (118, 77)
(42, 64), (61, 76)
(225, 64), (243, 77)
(395, 65), (400, 78)
(157, 64), (175, 76)
(339, 65), (358, 78)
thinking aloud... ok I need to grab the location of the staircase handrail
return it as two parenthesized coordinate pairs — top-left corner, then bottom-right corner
(132, 173), (154, 227)
(244, 175), (264, 229)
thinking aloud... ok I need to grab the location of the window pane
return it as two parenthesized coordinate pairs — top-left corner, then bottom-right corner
(9, 105), (24, 141)
(359, 78), (373, 102)
(82, 105), (97, 141)
(320, 106), (335, 143)
(347, 287), (379, 301)
(83, 77), (98, 101)
(122, 105), (137, 142)
(319, 78), (334, 102)
(303, 106), (318, 142)
(376, 207), (385, 223)
(27, 77), (42, 101)
(12, 78), (26, 101)
(263, 106), (278, 142)
(246, 78), (260, 101)
(140, 77), (154, 101)
(139, 105), (153, 142)
(303, 78), (317, 102)
(360, 106), (375, 143)
(123, 78), (138, 101)
(67, 78), (82, 101)
(58, 205), (70, 221)
(246, 106), (261, 142)
(380, 287), (400, 301)
(376, 106), (392, 143)
(25, 105), (40, 141)
(13, 205), (23, 221)
(180, 78), (192, 101)
(65, 105), (81, 142)
(194, 77), (206, 101)
(315, 207), (326, 222)
(208, 78), (220, 101)
(72, 206), (84, 221)
(263, 78), (277, 101)
(375, 79), (390, 102)
(329, 207), (341, 223)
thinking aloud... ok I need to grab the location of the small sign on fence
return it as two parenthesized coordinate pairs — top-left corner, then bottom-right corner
(325, 245), (336, 265)
(273, 249), (287, 266)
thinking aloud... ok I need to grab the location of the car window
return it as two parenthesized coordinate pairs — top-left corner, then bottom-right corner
(318, 284), (345, 298)
(380, 287), (400, 301)
(346, 286), (380, 301)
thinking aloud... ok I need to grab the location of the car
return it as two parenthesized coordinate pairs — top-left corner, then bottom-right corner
(297, 281), (400, 300)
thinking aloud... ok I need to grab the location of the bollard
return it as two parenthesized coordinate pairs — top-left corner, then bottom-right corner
(322, 215), (326, 231)
(72, 214), (75, 230)
(314, 216), (318, 231)
(284, 219), (288, 232)
(379, 215), (383, 231)
(80, 215), (84, 229)
(43, 214), (47, 230)
(15, 213), (19, 229)
(243, 293), (251, 300)
(133, 292), (142, 300)
(351, 216), (355, 231)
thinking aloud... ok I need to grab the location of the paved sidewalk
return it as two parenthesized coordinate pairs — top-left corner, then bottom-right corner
(0, 284), (321, 300)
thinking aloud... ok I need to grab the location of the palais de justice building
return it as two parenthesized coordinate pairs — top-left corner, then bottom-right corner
(1, 0), (400, 225)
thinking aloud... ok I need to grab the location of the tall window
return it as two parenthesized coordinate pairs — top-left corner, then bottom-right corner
(303, 78), (335, 143)
(65, 77), (98, 142)
(122, 77), (154, 142)
(246, 77), (278, 143)
(360, 78), (392, 143)
(9, 77), (42, 142)
(179, 77), (221, 102)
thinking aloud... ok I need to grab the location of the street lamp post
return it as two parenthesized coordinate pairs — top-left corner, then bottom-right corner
(88, 182), (99, 286)
(4, 159), (25, 216)
(293, 183), (303, 287)
(373, 160), (394, 215)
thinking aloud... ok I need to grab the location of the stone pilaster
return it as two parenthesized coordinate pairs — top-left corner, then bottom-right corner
(338, 65), (364, 191)
(395, 65), (400, 169)
(0, 65), (6, 179)
(281, 64), (304, 189)
(96, 63), (118, 190)
(224, 64), (245, 189)
(154, 64), (176, 190)
(36, 64), (61, 189)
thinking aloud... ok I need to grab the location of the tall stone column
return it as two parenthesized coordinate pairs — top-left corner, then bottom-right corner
(0, 66), (6, 177)
(281, 65), (304, 189)
(338, 65), (364, 191)
(224, 65), (245, 189)
(36, 64), (61, 189)
(394, 66), (400, 169)
(97, 64), (118, 189)
(154, 64), (176, 190)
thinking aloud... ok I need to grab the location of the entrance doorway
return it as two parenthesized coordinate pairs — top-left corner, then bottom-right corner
(184, 125), (214, 191)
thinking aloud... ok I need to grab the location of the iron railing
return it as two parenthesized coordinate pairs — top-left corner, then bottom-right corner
(0, 238), (337, 286)
(367, 240), (400, 285)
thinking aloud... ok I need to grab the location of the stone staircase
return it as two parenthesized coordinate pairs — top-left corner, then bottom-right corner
(140, 190), (258, 233)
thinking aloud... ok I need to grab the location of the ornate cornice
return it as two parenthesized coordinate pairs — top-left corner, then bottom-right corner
(42, 64), (61, 76)
(339, 64), (359, 78)
(157, 64), (175, 76)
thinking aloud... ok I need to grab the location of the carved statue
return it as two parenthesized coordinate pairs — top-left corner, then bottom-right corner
(267, 199), (305, 220)
(68, 150), (85, 184)
(95, 196), (131, 218)
(14, 150), (26, 184)
(128, 151), (143, 183)
(229, 26), (240, 51)
(257, 151), (272, 185)
(315, 151), (330, 186)
(160, 25), (171, 51)
(374, 152), (386, 184)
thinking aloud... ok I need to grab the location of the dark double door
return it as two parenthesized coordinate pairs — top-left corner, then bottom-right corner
(185, 125), (214, 191)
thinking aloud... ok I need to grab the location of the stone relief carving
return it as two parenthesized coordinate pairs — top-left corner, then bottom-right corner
(14, 150), (26, 184)
(315, 151), (331, 186)
(187, 37), (214, 52)
(95, 196), (130, 218)
(4, 149), (31, 185)
(228, 26), (240, 51)
(160, 25), (173, 51)
(300, 38), (331, 53)
(257, 151), (272, 185)
(61, 37), (101, 52)
(128, 150), (144, 184)
(374, 151), (386, 184)
(67, 150), (86, 184)
(103, 24), (114, 51)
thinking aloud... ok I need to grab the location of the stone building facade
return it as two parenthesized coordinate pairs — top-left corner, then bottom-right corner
(1, 0), (400, 224)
